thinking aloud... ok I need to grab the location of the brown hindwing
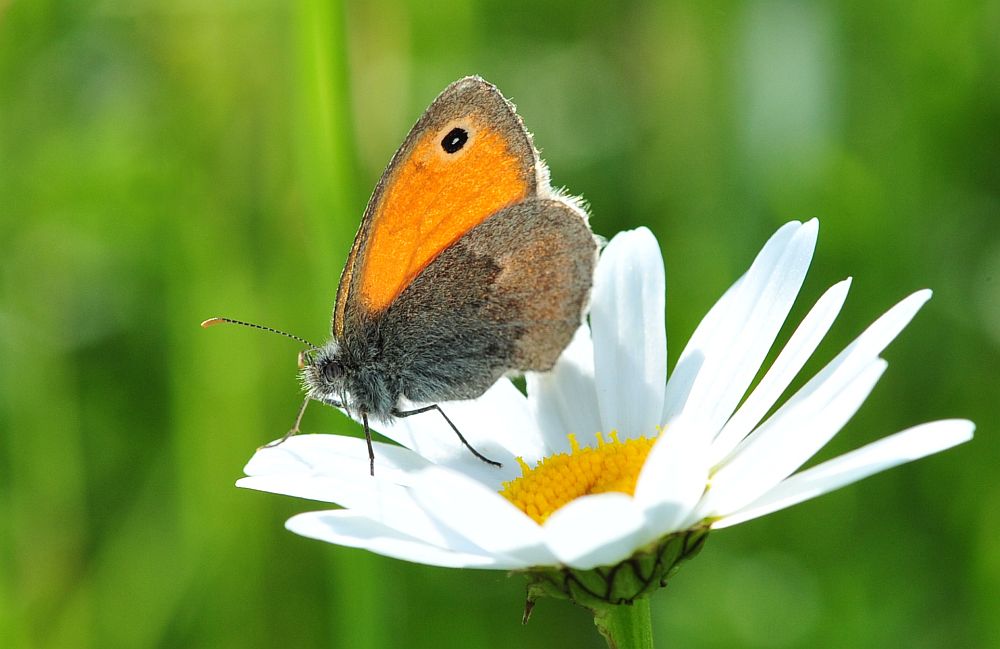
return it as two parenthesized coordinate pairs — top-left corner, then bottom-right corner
(372, 198), (596, 405)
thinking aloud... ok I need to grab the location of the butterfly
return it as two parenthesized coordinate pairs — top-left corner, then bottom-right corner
(209, 76), (596, 475)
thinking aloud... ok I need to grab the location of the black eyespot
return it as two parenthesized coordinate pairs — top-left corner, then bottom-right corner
(441, 127), (468, 154)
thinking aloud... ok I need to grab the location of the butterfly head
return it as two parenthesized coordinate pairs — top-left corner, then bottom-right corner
(299, 341), (348, 407)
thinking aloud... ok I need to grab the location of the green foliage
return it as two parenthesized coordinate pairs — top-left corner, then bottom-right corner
(1, 1), (997, 647)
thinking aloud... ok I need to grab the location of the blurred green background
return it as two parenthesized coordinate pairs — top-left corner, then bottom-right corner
(2, 0), (998, 647)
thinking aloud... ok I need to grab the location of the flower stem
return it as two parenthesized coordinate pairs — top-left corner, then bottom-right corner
(592, 599), (654, 649)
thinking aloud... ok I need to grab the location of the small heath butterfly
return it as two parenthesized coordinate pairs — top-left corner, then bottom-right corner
(206, 76), (596, 474)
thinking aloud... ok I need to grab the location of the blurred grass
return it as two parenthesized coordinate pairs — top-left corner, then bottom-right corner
(1, 0), (998, 648)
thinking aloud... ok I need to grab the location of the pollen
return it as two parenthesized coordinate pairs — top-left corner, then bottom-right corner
(500, 431), (658, 524)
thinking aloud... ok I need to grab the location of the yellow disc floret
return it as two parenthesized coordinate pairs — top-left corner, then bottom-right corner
(500, 431), (658, 524)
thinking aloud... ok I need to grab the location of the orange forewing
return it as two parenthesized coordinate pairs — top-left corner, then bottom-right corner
(356, 119), (531, 314)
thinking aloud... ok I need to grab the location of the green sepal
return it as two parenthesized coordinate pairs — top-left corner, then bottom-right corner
(520, 527), (709, 621)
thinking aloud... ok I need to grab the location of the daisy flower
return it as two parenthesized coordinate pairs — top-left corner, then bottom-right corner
(239, 219), (972, 629)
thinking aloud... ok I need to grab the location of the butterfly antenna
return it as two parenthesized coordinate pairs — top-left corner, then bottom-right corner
(201, 317), (319, 350)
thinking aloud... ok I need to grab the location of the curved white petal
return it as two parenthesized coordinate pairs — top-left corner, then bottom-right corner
(590, 227), (667, 439)
(239, 437), (500, 552)
(542, 493), (647, 569)
(239, 473), (484, 553)
(663, 220), (817, 437)
(712, 420), (974, 528)
(286, 510), (515, 569)
(704, 358), (888, 516)
(710, 278), (852, 465)
(697, 220), (818, 433)
(244, 434), (430, 485)
(662, 222), (799, 426)
(408, 466), (556, 567)
(659, 279), (741, 427)
(633, 414), (710, 537)
(526, 325), (600, 454)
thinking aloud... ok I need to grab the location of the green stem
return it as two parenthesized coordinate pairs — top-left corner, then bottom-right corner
(592, 599), (654, 649)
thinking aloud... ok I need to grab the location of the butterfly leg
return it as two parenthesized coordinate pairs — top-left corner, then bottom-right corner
(362, 413), (376, 476)
(391, 404), (502, 468)
(261, 396), (312, 449)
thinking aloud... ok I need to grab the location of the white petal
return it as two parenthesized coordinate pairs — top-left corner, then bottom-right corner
(712, 420), (975, 528)
(409, 466), (557, 567)
(286, 510), (514, 569)
(240, 436), (506, 553)
(241, 476), (440, 551)
(703, 358), (888, 516)
(590, 227), (667, 439)
(660, 279), (743, 426)
(633, 414), (710, 537)
(239, 469), (494, 553)
(243, 434), (430, 484)
(662, 222), (799, 425)
(663, 220), (817, 436)
(709, 278), (852, 465)
(542, 493), (647, 569)
(526, 325), (601, 454)
(372, 378), (542, 488)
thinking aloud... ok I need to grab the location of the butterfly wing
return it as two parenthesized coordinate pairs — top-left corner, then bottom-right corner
(378, 197), (597, 404)
(333, 76), (540, 337)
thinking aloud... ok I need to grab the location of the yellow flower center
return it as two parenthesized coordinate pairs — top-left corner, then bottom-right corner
(500, 432), (657, 524)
